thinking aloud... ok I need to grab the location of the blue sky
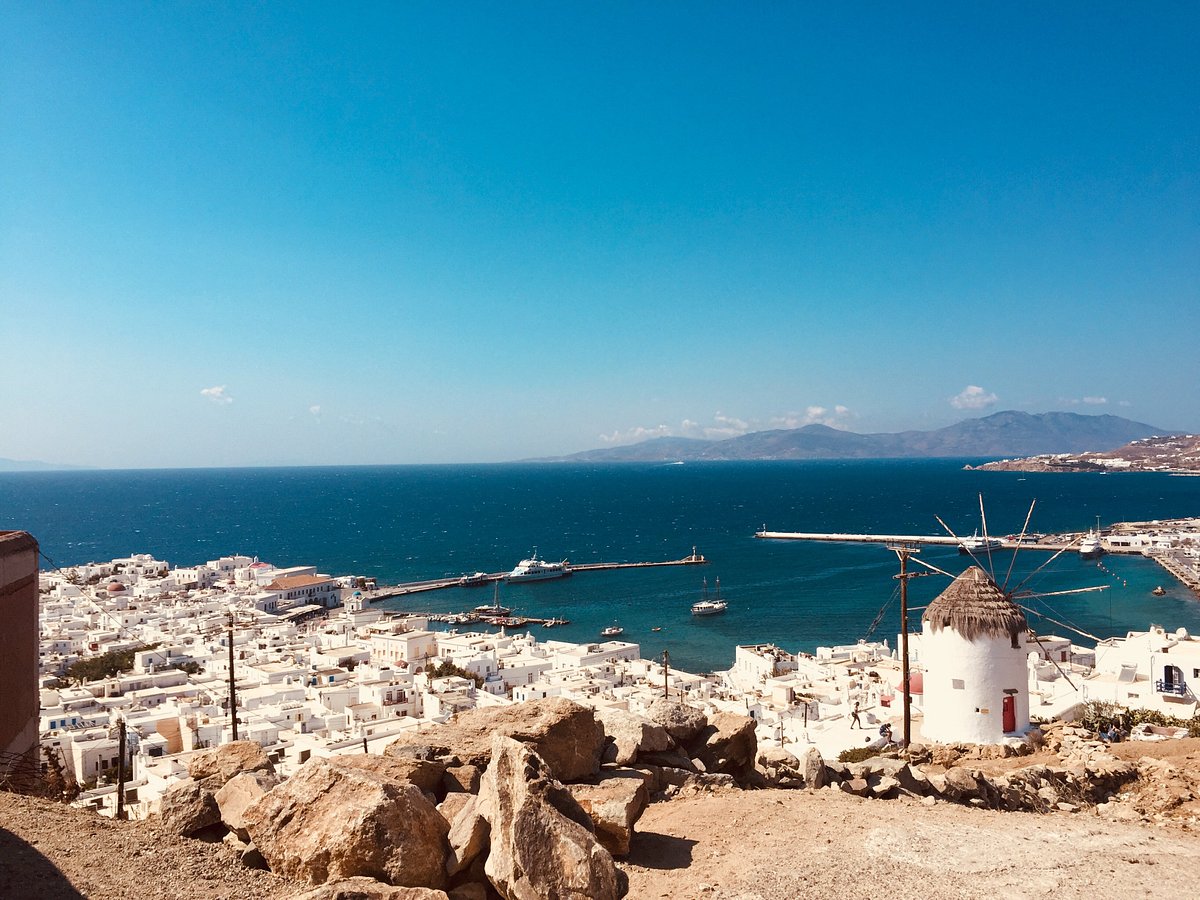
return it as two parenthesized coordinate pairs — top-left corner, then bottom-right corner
(2, 2), (1197, 467)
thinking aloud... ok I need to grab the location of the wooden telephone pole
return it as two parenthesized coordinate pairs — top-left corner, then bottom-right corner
(115, 716), (127, 820)
(228, 611), (239, 741)
(888, 543), (925, 748)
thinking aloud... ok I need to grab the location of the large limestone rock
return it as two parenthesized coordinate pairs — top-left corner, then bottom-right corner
(291, 879), (450, 900)
(567, 770), (649, 857)
(161, 740), (277, 836)
(479, 735), (622, 900)
(158, 776), (222, 836)
(755, 745), (805, 788)
(243, 756), (450, 888)
(692, 712), (757, 781)
(644, 699), (708, 745)
(340, 753), (447, 800)
(799, 745), (826, 790)
(445, 794), (490, 879)
(187, 740), (275, 789)
(595, 708), (673, 766)
(387, 698), (605, 783)
(215, 771), (278, 840)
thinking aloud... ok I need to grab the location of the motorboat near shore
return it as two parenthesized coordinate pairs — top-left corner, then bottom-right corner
(506, 548), (571, 582)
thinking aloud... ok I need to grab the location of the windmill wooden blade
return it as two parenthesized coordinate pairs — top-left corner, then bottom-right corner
(1003, 499), (1037, 592)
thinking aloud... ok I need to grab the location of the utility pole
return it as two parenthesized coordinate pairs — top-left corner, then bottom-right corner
(662, 650), (670, 699)
(888, 543), (925, 748)
(115, 716), (126, 820)
(228, 611), (239, 741)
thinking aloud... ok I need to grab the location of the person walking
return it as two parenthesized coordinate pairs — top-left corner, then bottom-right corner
(850, 701), (862, 729)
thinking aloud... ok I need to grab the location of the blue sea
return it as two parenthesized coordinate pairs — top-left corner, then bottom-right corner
(3, 460), (1199, 673)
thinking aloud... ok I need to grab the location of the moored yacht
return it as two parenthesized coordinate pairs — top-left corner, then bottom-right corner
(691, 577), (728, 616)
(1080, 518), (1105, 559)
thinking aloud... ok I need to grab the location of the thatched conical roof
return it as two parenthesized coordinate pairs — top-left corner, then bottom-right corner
(921, 565), (1027, 643)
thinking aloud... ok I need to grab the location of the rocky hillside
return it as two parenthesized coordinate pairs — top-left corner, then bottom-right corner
(7, 704), (1200, 899)
(970, 432), (1200, 474)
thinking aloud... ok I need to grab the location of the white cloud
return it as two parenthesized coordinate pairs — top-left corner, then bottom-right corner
(950, 385), (997, 410)
(1060, 395), (1111, 407)
(768, 405), (853, 429)
(309, 405), (322, 416)
(200, 385), (233, 405)
(599, 424), (674, 444)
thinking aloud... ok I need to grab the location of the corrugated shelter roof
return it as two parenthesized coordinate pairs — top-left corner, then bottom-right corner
(921, 565), (1027, 643)
(266, 574), (334, 590)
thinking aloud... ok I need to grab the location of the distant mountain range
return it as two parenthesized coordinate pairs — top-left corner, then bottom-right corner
(0, 457), (82, 472)
(540, 411), (1170, 462)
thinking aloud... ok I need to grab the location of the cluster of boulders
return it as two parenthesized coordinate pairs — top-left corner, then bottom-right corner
(770, 731), (1141, 815)
(157, 697), (759, 899)
(824, 754), (1137, 813)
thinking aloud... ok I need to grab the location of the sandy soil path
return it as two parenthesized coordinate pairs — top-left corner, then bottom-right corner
(622, 787), (1200, 900)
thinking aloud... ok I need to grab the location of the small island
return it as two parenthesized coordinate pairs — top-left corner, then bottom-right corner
(968, 433), (1200, 474)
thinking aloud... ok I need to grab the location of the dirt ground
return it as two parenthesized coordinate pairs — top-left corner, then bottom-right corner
(0, 791), (302, 900)
(623, 786), (1200, 900)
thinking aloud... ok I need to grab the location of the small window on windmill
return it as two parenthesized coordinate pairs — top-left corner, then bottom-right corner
(951, 678), (965, 690)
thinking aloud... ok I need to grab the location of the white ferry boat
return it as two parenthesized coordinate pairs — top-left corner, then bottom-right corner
(506, 548), (571, 582)
(958, 531), (1003, 554)
(691, 577), (728, 616)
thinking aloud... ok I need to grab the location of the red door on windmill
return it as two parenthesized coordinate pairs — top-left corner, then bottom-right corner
(1002, 694), (1016, 732)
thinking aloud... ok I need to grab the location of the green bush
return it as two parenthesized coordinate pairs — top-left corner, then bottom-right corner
(837, 745), (881, 764)
(65, 643), (160, 685)
(429, 659), (483, 687)
(1078, 700), (1200, 738)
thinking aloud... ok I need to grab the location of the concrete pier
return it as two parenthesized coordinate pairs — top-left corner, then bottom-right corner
(756, 524), (1200, 598)
(366, 551), (706, 603)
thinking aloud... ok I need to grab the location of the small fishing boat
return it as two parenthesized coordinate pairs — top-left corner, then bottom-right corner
(1153, 586), (1166, 596)
(601, 624), (624, 637)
